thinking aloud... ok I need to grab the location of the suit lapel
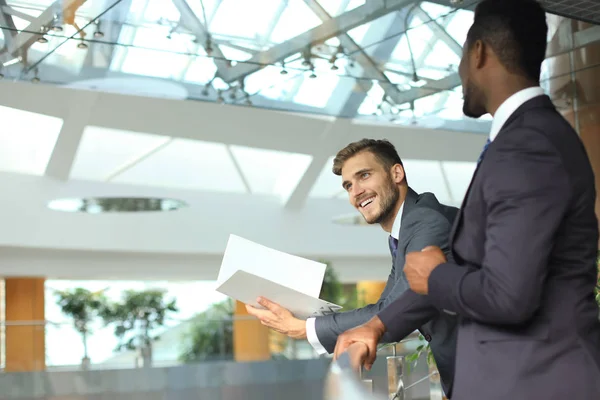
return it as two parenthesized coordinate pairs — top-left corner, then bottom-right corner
(449, 94), (556, 246)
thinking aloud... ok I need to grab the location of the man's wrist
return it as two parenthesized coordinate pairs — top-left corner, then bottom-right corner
(294, 318), (307, 339)
(365, 315), (386, 338)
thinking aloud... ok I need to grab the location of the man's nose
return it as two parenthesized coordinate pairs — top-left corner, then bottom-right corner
(351, 183), (365, 198)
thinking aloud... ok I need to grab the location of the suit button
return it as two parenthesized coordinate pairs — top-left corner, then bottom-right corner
(424, 334), (432, 342)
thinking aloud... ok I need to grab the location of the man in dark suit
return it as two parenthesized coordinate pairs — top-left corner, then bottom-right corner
(334, 0), (600, 399)
(246, 138), (459, 397)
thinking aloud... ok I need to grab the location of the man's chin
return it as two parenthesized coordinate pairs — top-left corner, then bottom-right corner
(360, 212), (379, 225)
(463, 102), (486, 119)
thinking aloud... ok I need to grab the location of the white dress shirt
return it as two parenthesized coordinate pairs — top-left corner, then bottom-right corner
(489, 86), (545, 142)
(306, 202), (405, 355)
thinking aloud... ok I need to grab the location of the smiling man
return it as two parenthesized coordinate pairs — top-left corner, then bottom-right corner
(246, 138), (460, 398)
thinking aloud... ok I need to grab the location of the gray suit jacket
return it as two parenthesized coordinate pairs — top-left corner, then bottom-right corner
(393, 95), (600, 399)
(315, 188), (459, 396)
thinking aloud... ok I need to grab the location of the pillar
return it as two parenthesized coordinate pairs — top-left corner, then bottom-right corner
(356, 281), (387, 306)
(4, 277), (45, 372)
(545, 19), (600, 245)
(232, 300), (270, 362)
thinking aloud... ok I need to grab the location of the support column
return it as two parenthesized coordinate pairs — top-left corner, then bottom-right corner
(546, 19), (600, 244)
(4, 277), (45, 372)
(356, 281), (387, 306)
(232, 300), (270, 362)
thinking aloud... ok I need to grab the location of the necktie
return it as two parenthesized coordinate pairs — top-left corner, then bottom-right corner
(388, 236), (399, 259)
(477, 138), (491, 165)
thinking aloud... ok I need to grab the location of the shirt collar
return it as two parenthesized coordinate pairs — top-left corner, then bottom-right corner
(390, 201), (404, 240)
(489, 86), (545, 142)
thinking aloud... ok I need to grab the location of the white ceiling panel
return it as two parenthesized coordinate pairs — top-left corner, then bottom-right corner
(0, 105), (63, 176)
(111, 138), (247, 193)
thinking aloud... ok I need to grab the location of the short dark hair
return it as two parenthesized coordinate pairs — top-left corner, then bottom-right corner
(332, 138), (403, 176)
(466, 0), (547, 82)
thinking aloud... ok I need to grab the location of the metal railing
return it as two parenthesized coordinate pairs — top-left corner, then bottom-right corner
(328, 331), (442, 400)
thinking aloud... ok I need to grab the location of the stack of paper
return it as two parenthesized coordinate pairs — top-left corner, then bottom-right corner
(216, 235), (342, 319)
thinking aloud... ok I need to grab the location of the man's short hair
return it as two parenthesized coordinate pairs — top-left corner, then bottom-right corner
(332, 138), (403, 176)
(466, 0), (548, 82)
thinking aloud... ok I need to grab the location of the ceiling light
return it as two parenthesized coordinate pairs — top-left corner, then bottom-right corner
(48, 197), (188, 213)
(37, 36), (48, 44)
(409, 73), (427, 87)
(94, 31), (104, 38)
(77, 41), (88, 49)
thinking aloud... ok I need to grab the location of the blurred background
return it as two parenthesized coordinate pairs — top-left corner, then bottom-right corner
(0, 0), (598, 399)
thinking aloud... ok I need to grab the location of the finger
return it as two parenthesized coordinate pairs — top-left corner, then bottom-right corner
(333, 338), (350, 360)
(364, 343), (378, 370)
(247, 306), (275, 320)
(257, 297), (281, 312)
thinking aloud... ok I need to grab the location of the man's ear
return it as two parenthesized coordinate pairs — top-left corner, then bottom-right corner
(473, 39), (487, 70)
(391, 164), (405, 184)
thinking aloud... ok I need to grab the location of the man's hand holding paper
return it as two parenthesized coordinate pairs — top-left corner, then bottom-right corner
(245, 297), (307, 339)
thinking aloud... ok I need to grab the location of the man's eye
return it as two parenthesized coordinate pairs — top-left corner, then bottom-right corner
(361, 172), (370, 179)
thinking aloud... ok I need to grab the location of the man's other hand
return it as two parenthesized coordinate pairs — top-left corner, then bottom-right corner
(404, 245), (447, 294)
(245, 297), (307, 339)
(333, 316), (386, 371)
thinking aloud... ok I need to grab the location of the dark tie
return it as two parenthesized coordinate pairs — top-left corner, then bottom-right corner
(388, 236), (399, 259)
(477, 138), (492, 165)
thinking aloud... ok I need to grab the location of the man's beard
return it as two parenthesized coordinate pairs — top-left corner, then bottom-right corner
(366, 182), (400, 226)
(462, 81), (487, 119)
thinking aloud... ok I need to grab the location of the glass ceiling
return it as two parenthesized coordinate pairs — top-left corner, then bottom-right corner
(0, 0), (493, 133)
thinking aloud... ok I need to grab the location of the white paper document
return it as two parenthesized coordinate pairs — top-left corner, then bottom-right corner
(216, 234), (342, 319)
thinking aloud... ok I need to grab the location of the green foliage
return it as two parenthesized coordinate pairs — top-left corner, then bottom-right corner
(179, 299), (234, 363)
(100, 289), (178, 353)
(319, 261), (359, 310)
(54, 288), (106, 334)
(405, 334), (435, 374)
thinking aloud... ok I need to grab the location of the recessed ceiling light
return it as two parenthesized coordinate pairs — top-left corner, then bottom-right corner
(47, 197), (188, 213)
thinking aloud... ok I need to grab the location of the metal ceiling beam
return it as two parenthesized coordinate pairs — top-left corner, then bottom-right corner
(393, 72), (462, 105)
(171, 0), (229, 72)
(0, 0), (17, 55)
(82, 0), (132, 69)
(413, 5), (463, 56)
(304, 0), (413, 112)
(8, 0), (83, 56)
(217, 0), (420, 83)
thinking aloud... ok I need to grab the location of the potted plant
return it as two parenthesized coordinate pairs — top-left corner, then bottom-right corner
(54, 287), (107, 369)
(100, 288), (178, 368)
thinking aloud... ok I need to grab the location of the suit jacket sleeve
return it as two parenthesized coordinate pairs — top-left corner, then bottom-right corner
(427, 128), (571, 324)
(314, 208), (452, 353)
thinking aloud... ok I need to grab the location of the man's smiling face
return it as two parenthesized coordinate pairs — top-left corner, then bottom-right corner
(341, 151), (401, 226)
